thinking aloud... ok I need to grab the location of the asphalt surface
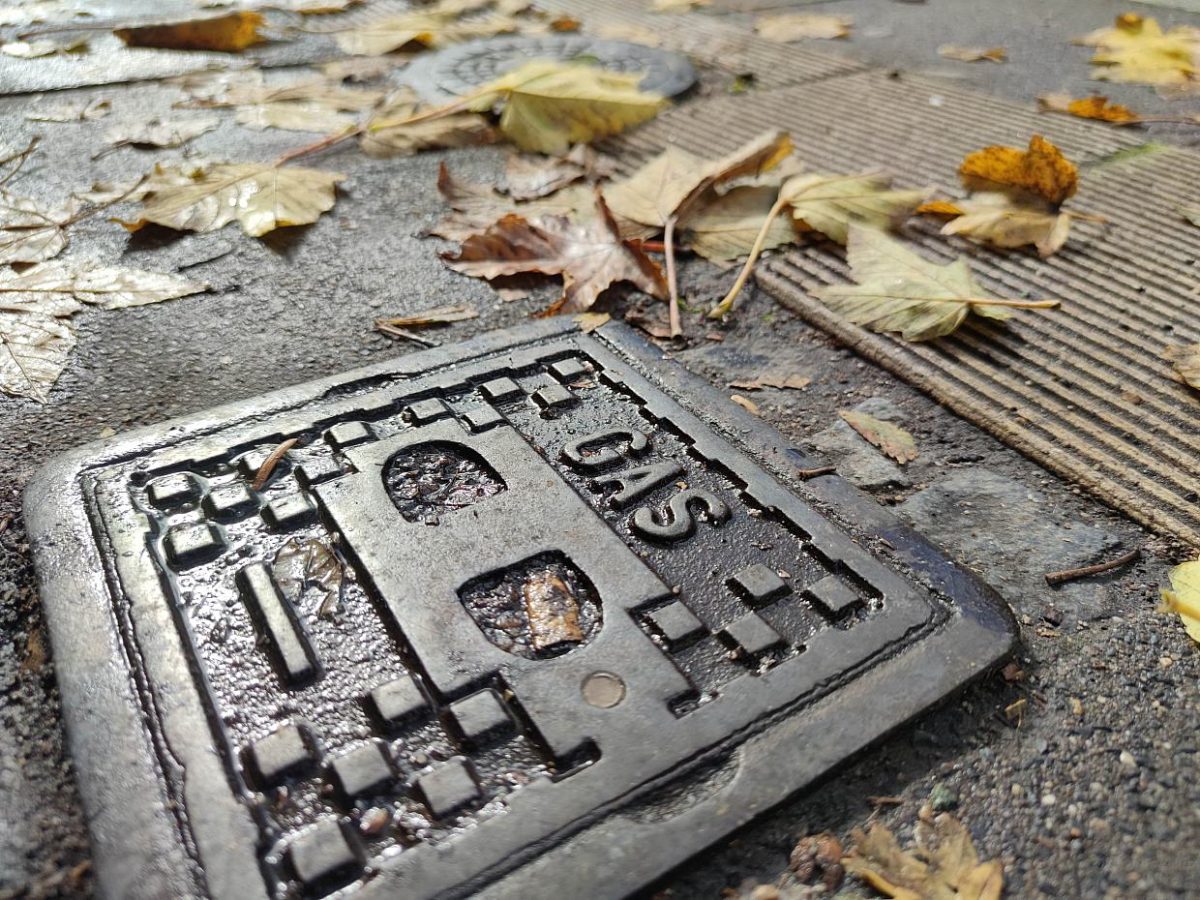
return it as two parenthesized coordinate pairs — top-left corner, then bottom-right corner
(2, 1), (1200, 897)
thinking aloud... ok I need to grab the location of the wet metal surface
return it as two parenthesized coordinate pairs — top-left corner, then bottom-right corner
(25, 321), (1013, 899)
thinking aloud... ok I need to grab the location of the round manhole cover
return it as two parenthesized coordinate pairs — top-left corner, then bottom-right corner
(400, 35), (697, 104)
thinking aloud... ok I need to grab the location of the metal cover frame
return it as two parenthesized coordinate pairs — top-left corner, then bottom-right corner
(25, 319), (1015, 900)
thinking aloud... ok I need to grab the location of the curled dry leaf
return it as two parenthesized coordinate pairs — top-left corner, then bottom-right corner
(844, 814), (1002, 900)
(781, 172), (927, 245)
(441, 194), (667, 314)
(1163, 343), (1200, 391)
(730, 394), (760, 415)
(274, 537), (344, 618)
(115, 11), (267, 52)
(815, 225), (1059, 341)
(26, 98), (111, 123)
(729, 373), (810, 391)
(839, 409), (918, 464)
(1161, 559), (1200, 643)
(959, 134), (1078, 207)
(503, 144), (614, 201)
(120, 163), (344, 237)
(938, 44), (1006, 63)
(432, 161), (593, 241)
(1077, 13), (1200, 85)
(1037, 92), (1139, 123)
(755, 12), (852, 41)
(921, 193), (1073, 258)
(0, 310), (76, 402)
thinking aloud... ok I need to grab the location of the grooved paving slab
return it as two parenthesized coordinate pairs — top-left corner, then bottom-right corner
(25, 320), (1013, 900)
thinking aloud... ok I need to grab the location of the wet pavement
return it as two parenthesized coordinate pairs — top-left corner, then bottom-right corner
(2, 1), (1200, 897)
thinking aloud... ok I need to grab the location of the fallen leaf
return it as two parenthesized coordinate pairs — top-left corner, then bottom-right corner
(959, 134), (1078, 206)
(333, 6), (516, 56)
(652, 0), (710, 10)
(1037, 93), (1139, 123)
(843, 815), (1002, 900)
(814, 225), (1060, 341)
(115, 11), (267, 52)
(236, 101), (357, 133)
(441, 194), (667, 314)
(755, 13), (852, 42)
(274, 537), (344, 618)
(120, 163), (344, 237)
(1182, 206), (1200, 227)
(101, 115), (220, 152)
(177, 70), (384, 111)
(574, 311), (610, 332)
(1, 37), (86, 57)
(937, 44), (1006, 62)
(926, 192), (1073, 258)
(457, 60), (668, 155)
(729, 373), (811, 391)
(320, 56), (404, 83)
(1077, 13), (1200, 85)
(432, 161), (593, 242)
(361, 90), (495, 157)
(0, 262), (207, 310)
(730, 394), (760, 415)
(0, 191), (73, 265)
(683, 185), (800, 261)
(548, 14), (580, 32)
(1161, 559), (1200, 643)
(503, 144), (613, 201)
(591, 22), (662, 46)
(1163, 343), (1200, 390)
(494, 286), (529, 302)
(605, 130), (794, 236)
(780, 172), (927, 245)
(0, 310), (76, 402)
(375, 305), (478, 330)
(265, 0), (361, 12)
(26, 98), (111, 123)
(839, 409), (918, 463)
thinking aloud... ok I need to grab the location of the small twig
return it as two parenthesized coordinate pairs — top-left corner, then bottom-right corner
(252, 438), (297, 491)
(708, 193), (788, 320)
(794, 464), (837, 479)
(375, 322), (439, 347)
(274, 126), (362, 166)
(663, 214), (682, 338)
(1044, 547), (1140, 587)
(641, 240), (666, 252)
(0, 136), (39, 186)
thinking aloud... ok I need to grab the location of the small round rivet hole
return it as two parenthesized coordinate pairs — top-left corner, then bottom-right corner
(581, 672), (625, 708)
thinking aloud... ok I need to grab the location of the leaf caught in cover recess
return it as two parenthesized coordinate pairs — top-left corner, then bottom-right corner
(780, 172), (927, 245)
(0, 310), (76, 402)
(0, 262), (208, 310)
(503, 144), (614, 201)
(441, 194), (667, 314)
(839, 409), (918, 463)
(1161, 559), (1200, 643)
(938, 44), (1006, 62)
(683, 185), (800, 261)
(1037, 93), (1139, 123)
(605, 130), (794, 235)
(119, 163), (344, 237)
(959, 134), (1078, 206)
(843, 814), (1003, 900)
(235, 102), (357, 133)
(431, 161), (593, 242)
(273, 537), (344, 618)
(115, 11), (267, 52)
(101, 116), (220, 152)
(813, 225), (1061, 342)
(333, 4), (516, 56)
(1164, 343), (1200, 391)
(0, 191), (74, 264)
(360, 89), (495, 157)
(920, 193), (1073, 258)
(755, 12), (851, 41)
(1077, 13), (1200, 85)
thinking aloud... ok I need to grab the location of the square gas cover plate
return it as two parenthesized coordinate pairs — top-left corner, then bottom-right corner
(25, 320), (1015, 900)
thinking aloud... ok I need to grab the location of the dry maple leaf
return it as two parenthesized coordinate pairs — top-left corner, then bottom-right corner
(1161, 559), (1200, 643)
(432, 161), (595, 241)
(1164, 343), (1200, 391)
(0, 191), (74, 265)
(0, 310), (76, 402)
(120, 163), (344, 237)
(959, 134), (1077, 207)
(755, 12), (852, 41)
(1037, 93), (1139, 123)
(26, 98), (110, 123)
(781, 172), (927, 245)
(938, 45), (1006, 63)
(101, 116), (220, 155)
(1077, 13), (1200, 85)
(921, 193), (1073, 258)
(236, 102), (357, 134)
(839, 409), (918, 463)
(503, 144), (613, 201)
(683, 185), (800, 261)
(333, 5), (516, 56)
(815, 225), (1058, 341)
(361, 90), (495, 157)
(441, 194), (667, 314)
(115, 11), (267, 52)
(0, 262), (207, 311)
(177, 70), (384, 112)
(844, 815), (1002, 900)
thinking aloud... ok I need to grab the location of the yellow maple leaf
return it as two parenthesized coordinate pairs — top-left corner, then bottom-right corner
(1076, 13), (1200, 85)
(1037, 92), (1140, 123)
(1161, 559), (1200, 643)
(959, 134), (1078, 207)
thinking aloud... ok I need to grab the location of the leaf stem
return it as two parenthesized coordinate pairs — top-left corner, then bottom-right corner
(274, 125), (362, 166)
(664, 214), (681, 337)
(708, 193), (789, 319)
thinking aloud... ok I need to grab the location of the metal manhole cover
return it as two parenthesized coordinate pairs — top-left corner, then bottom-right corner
(400, 35), (698, 103)
(26, 320), (1014, 900)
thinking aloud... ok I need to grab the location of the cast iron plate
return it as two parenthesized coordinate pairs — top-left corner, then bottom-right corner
(399, 35), (698, 103)
(25, 320), (1015, 900)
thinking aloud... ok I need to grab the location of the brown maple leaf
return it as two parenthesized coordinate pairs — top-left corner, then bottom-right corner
(441, 194), (666, 315)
